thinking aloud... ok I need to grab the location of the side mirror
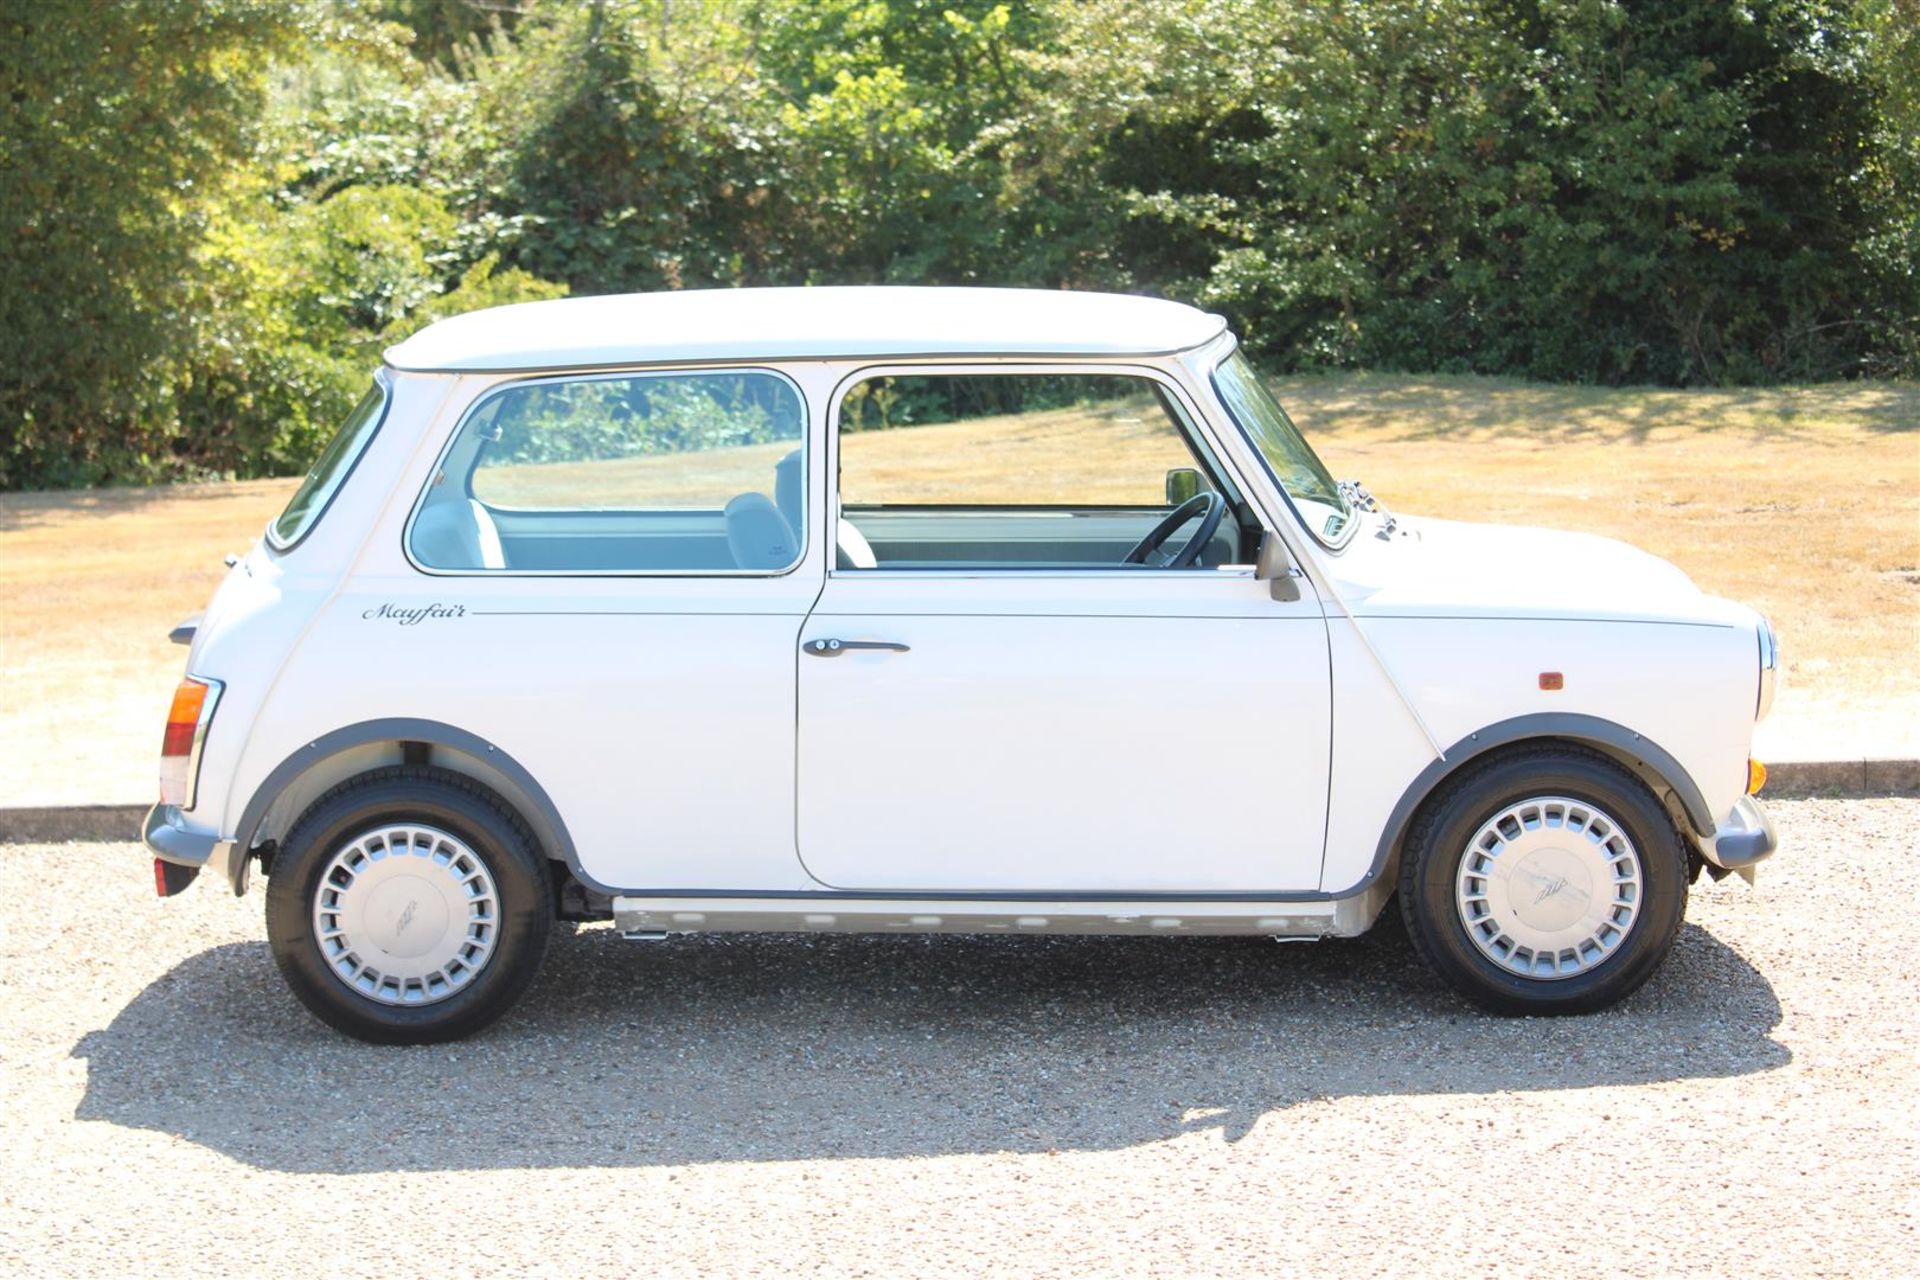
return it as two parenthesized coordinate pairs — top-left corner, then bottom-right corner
(1255, 531), (1304, 602)
(1165, 467), (1203, 506)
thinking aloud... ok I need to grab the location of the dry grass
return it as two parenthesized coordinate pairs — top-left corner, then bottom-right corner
(1, 375), (1913, 805)
(0, 481), (295, 806)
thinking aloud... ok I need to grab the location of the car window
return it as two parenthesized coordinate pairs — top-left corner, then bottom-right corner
(268, 380), (387, 550)
(1210, 350), (1352, 547)
(834, 371), (1248, 570)
(412, 370), (806, 574)
(840, 373), (1200, 506)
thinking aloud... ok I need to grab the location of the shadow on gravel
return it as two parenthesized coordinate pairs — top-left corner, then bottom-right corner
(71, 916), (1787, 1172)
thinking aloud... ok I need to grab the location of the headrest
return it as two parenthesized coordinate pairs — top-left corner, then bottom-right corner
(724, 491), (797, 570)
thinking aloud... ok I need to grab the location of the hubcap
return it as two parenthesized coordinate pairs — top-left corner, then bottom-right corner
(1454, 795), (1642, 981)
(312, 824), (499, 1006)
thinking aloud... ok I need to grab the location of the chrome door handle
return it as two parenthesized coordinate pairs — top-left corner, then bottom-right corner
(804, 638), (911, 657)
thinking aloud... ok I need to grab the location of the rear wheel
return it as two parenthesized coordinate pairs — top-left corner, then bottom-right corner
(1398, 747), (1688, 1014)
(265, 766), (553, 1043)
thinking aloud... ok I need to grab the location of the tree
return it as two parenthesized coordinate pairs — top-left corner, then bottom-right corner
(0, 1), (308, 487)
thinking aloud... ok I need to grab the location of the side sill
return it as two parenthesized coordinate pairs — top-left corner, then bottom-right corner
(613, 879), (1394, 940)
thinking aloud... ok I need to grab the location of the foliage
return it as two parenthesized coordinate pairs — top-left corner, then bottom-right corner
(0, 1), (308, 487)
(1, 0), (1913, 489)
(486, 373), (802, 465)
(1042, 0), (1920, 384)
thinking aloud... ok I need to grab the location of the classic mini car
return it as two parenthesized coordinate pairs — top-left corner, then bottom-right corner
(144, 287), (1780, 1043)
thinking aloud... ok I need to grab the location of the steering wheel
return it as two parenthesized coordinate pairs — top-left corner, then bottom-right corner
(1123, 490), (1227, 568)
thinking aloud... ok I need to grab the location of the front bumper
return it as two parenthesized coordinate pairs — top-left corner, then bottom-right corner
(142, 803), (247, 894)
(1694, 794), (1778, 879)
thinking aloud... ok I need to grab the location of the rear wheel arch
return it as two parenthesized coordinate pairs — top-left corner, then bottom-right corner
(233, 718), (595, 894)
(1365, 714), (1714, 895)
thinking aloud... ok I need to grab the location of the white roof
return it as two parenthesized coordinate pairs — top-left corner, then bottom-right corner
(384, 286), (1228, 372)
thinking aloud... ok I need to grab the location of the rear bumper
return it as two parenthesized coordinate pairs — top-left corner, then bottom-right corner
(1695, 794), (1778, 874)
(143, 803), (246, 892)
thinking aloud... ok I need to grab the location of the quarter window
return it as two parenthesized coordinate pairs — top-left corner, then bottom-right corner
(412, 371), (806, 574)
(269, 380), (387, 550)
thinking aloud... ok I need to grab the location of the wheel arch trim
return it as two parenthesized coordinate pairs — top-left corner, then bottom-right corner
(1352, 712), (1715, 898)
(232, 718), (603, 893)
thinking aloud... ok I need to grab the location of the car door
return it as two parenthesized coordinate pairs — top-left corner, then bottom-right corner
(795, 364), (1332, 894)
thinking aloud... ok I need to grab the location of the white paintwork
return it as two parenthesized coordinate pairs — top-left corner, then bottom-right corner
(796, 570), (1330, 892)
(1329, 514), (1742, 624)
(161, 287), (1773, 950)
(385, 286), (1227, 373)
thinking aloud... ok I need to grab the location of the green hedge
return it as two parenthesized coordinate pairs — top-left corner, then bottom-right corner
(1, 0), (1913, 489)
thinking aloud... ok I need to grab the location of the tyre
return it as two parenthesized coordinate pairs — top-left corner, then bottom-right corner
(265, 766), (554, 1044)
(1397, 746), (1688, 1015)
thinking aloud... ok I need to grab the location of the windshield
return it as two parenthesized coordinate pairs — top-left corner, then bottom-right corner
(1210, 350), (1352, 546)
(267, 380), (388, 550)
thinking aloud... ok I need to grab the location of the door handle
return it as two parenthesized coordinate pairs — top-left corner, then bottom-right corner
(804, 638), (911, 658)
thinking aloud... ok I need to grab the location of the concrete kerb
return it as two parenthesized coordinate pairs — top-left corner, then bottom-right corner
(0, 805), (150, 845)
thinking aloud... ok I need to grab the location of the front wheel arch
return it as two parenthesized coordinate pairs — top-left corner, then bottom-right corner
(1363, 715), (1714, 898)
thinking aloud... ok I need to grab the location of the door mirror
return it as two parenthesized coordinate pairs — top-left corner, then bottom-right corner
(1255, 531), (1303, 601)
(1165, 467), (1204, 506)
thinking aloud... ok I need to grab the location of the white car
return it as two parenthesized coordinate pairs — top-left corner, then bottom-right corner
(144, 287), (1780, 1043)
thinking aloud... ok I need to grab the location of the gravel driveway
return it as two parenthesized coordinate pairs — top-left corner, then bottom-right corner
(2, 798), (1914, 1277)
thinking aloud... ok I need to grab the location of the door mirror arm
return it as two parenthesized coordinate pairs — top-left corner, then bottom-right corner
(1256, 531), (1305, 602)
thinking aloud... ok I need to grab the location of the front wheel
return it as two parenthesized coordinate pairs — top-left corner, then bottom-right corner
(1398, 747), (1689, 1015)
(265, 766), (554, 1043)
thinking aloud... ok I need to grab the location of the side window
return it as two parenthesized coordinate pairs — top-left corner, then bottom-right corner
(834, 371), (1247, 570)
(412, 370), (806, 574)
(269, 380), (387, 551)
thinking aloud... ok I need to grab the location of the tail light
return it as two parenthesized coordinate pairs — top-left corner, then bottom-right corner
(158, 676), (222, 809)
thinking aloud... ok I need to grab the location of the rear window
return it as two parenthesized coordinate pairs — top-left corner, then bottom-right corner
(408, 369), (807, 574)
(268, 381), (388, 550)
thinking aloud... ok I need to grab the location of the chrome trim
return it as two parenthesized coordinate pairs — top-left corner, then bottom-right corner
(144, 803), (214, 866)
(401, 365), (812, 579)
(612, 879), (1394, 940)
(142, 803), (239, 886)
(1696, 795), (1779, 874)
(181, 676), (223, 812)
(266, 371), (393, 554)
(1207, 340), (1358, 553)
(822, 358), (1275, 576)
(1756, 616), (1779, 721)
(824, 566), (1259, 580)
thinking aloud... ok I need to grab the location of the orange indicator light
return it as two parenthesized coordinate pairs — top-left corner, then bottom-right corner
(161, 680), (209, 757)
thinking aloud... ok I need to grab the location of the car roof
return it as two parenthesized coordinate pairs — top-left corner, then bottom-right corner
(383, 286), (1229, 372)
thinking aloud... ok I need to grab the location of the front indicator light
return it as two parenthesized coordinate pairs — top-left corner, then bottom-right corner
(1748, 759), (1768, 795)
